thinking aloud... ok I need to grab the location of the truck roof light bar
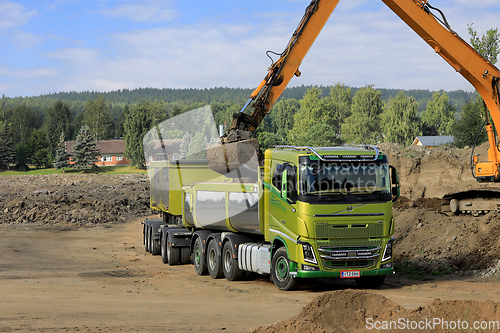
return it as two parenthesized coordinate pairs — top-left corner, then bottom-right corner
(274, 145), (380, 162)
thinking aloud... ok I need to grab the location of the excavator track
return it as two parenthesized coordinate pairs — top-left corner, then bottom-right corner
(442, 189), (500, 216)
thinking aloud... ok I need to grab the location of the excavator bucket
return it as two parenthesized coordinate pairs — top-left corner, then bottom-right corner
(206, 138), (260, 175)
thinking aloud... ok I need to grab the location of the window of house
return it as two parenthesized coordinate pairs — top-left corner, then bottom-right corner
(101, 155), (112, 162)
(116, 155), (123, 161)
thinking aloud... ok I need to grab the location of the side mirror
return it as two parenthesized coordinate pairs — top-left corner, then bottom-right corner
(389, 165), (400, 202)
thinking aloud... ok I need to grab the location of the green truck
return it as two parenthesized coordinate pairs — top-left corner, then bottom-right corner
(143, 143), (399, 290)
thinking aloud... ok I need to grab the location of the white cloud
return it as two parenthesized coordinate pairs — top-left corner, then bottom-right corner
(44, 48), (100, 68)
(98, 0), (179, 23)
(48, 33), (86, 46)
(10, 30), (43, 49)
(0, 1), (36, 29)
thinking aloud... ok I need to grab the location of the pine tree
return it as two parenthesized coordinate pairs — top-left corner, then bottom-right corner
(0, 122), (16, 170)
(26, 129), (51, 169)
(72, 125), (100, 170)
(55, 131), (70, 171)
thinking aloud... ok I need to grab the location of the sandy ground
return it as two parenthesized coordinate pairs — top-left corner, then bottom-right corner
(1, 216), (500, 333)
(2, 143), (500, 332)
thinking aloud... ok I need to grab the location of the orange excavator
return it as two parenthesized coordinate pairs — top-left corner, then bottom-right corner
(207, 0), (500, 214)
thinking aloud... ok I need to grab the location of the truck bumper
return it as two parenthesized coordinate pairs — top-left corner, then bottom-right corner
(294, 267), (394, 279)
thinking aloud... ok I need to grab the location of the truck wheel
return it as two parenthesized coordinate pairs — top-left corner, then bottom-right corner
(222, 241), (245, 281)
(151, 228), (160, 255)
(145, 226), (151, 253)
(161, 233), (168, 264)
(143, 224), (148, 251)
(355, 275), (386, 289)
(207, 239), (223, 279)
(193, 237), (208, 275)
(271, 247), (297, 291)
(180, 247), (191, 265)
(167, 234), (180, 265)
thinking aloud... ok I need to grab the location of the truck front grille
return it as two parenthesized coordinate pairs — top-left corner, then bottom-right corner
(319, 245), (380, 270)
(315, 222), (384, 239)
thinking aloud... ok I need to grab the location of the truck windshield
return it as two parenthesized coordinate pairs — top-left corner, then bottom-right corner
(299, 162), (391, 196)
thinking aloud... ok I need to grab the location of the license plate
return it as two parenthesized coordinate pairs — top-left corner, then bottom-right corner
(341, 270), (361, 278)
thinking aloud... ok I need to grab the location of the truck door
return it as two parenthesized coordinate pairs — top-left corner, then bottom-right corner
(269, 162), (298, 242)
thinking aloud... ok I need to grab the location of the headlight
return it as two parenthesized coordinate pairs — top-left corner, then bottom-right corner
(382, 238), (395, 262)
(300, 242), (318, 265)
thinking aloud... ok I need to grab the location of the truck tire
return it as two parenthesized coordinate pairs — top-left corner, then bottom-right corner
(180, 247), (191, 265)
(145, 226), (151, 253)
(167, 234), (180, 265)
(207, 239), (223, 279)
(143, 225), (148, 251)
(355, 275), (385, 289)
(222, 241), (245, 281)
(193, 237), (208, 275)
(271, 247), (298, 291)
(151, 229), (160, 255)
(161, 233), (168, 264)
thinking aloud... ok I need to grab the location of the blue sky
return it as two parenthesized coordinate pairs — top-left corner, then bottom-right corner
(0, 0), (499, 97)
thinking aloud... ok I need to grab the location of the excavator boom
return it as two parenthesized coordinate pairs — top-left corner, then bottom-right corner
(207, 0), (500, 182)
(207, 0), (340, 174)
(383, 0), (500, 181)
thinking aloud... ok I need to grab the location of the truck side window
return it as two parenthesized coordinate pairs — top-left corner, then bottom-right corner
(272, 164), (284, 191)
(272, 163), (297, 204)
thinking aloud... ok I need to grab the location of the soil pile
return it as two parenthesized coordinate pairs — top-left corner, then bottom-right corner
(378, 141), (497, 200)
(250, 289), (500, 333)
(0, 174), (151, 227)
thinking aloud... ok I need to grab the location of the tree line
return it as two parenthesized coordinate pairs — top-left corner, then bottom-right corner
(0, 84), (487, 170)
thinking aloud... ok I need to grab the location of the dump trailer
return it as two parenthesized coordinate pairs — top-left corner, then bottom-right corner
(143, 145), (400, 290)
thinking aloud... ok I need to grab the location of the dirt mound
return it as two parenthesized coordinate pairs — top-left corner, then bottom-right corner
(0, 174), (151, 227)
(394, 208), (500, 272)
(250, 289), (500, 333)
(378, 142), (499, 200)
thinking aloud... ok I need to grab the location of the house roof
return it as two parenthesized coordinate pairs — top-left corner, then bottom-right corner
(66, 139), (126, 154)
(412, 136), (454, 147)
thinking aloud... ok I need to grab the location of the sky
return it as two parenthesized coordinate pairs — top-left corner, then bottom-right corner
(0, 0), (499, 98)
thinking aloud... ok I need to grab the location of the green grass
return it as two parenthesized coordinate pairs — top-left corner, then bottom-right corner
(0, 165), (147, 176)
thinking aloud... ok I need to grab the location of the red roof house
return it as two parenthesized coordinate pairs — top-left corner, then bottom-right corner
(66, 139), (130, 166)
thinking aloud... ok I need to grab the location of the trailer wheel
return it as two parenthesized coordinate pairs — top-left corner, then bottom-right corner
(150, 228), (160, 256)
(193, 237), (208, 275)
(355, 275), (385, 289)
(161, 233), (168, 264)
(180, 247), (191, 265)
(167, 234), (180, 265)
(271, 247), (297, 291)
(143, 224), (148, 251)
(222, 241), (245, 281)
(207, 239), (223, 279)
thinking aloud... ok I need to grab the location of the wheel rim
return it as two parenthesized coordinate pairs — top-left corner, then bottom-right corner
(275, 256), (289, 282)
(208, 248), (216, 271)
(195, 245), (201, 267)
(166, 237), (170, 259)
(223, 249), (232, 273)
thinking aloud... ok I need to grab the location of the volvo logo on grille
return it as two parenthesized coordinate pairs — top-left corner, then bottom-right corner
(347, 206), (354, 212)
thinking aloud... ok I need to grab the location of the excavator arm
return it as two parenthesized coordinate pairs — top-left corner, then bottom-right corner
(207, 0), (500, 180)
(207, 0), (340, 174)
(383, 0), (500, 181)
